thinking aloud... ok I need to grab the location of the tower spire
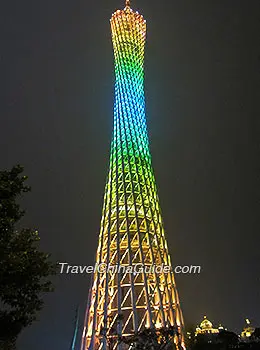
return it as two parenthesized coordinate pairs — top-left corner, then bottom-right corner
(125, 0), (130, 7)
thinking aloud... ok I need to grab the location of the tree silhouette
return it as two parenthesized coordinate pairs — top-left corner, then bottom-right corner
(217, 329), (239, 349)
(119, 326), (178, 350)
(0, 165), (56, 349)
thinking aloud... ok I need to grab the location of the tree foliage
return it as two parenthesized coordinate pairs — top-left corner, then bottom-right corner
(100, 324), (179, 350)
(217, 329), (239, 347)
(120, 327), (178, 350)
(251, 328), (260, 341)
(0, 165), (56, 348)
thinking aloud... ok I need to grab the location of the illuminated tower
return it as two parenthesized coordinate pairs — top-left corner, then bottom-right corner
(81, 1), (185, 349)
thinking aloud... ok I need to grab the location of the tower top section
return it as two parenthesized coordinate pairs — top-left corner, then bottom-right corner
(110, 0), (146, 24)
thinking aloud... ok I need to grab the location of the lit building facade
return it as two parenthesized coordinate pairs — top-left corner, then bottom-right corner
(241, 319), (255, 340)
(194, 316), (221, 345)
(195, 316), (220, 336)
(81, 1), (185, 349)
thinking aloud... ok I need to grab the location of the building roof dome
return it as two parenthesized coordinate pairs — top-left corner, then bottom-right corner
(200, 316), (213, 329)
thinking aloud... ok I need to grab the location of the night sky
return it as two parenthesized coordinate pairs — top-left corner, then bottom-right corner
(1, 0), (260, 349)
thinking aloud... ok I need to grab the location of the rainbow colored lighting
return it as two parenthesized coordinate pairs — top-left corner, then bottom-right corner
(81, 2), (185, 350)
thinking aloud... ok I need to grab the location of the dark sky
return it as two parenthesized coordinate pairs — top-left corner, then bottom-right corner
(1, 0), (260, 349)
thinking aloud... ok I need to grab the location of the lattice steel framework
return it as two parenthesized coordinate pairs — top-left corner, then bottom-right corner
(81, 1), (185, 349)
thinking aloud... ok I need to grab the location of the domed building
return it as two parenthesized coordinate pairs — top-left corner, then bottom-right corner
(195, 316), (220, 336)
(241, 319), (255, 340)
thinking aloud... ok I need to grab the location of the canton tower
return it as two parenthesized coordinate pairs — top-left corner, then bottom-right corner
(81, 1), (185, 349)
